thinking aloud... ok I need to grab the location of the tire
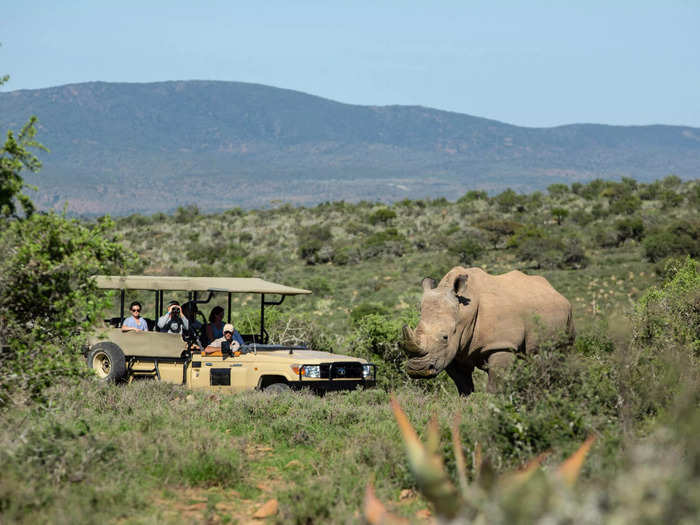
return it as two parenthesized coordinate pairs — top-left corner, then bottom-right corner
(88, 342), (127, 383)
(264, 382), (291, 394)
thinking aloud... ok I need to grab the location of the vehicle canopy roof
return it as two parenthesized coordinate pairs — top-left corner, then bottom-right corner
(94, 275), (311, 295)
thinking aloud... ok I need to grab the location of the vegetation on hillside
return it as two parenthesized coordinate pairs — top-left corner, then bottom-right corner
(2, 81), (699, 214)
(1, 172), (699, 523)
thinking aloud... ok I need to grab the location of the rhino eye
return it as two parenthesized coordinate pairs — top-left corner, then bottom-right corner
(442, 335), (448, 341)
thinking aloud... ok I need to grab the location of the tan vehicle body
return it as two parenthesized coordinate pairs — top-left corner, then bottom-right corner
(86, 276), (377, 393)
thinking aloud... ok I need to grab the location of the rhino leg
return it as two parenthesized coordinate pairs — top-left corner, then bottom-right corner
(446, 361), (474, 397)
(486, 351), (515, 393)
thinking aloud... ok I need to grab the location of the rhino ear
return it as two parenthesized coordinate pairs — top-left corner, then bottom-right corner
(453, 274), (469, 296)
(421, 277), (437, 291)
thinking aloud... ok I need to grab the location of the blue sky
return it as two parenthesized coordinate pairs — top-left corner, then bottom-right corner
(2, 1), (699, 127)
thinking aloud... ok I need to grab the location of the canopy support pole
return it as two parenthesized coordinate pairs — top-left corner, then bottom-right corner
(120, 290), (125, 323)
(227, 293), (232, 323)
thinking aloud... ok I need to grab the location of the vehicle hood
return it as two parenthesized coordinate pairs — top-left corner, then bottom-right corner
(246, 349), (368, 364)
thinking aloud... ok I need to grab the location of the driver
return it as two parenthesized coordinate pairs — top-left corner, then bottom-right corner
(203, 323), (246, 356)
(157, 300), (189, 334)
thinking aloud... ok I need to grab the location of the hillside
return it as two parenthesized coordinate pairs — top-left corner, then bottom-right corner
(1, 80), (700, 215)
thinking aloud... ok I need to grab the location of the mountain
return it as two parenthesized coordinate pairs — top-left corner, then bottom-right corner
(1, 80), (699, 215)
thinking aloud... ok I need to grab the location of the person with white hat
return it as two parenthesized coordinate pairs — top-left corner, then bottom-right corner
(203, 323), (246, 356)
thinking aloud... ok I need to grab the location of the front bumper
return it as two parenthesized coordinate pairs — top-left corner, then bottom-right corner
(290, 379), (377, 392)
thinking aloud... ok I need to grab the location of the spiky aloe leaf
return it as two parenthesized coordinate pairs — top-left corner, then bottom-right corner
(390, 396), (463, 519)
(556, 434), (596, 486)
(363, 483), (408, 525)
(498, 451), (551, 488)
(451, 414), (468, 495)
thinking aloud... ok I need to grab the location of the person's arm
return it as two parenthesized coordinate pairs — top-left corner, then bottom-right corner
(206, 324), (214, 342)
(157, 313), (170, 330)
(140, 318), (149, 331)
(121, 317), (139, 332)
(233, 330), (245, 346)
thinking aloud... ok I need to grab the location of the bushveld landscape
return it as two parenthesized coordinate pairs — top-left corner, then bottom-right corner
(1, 172), (699, 523)
(2, 81), (700, 215)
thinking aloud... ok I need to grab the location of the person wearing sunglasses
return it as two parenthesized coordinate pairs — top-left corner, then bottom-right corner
(203, 323), (246, 356)
(122, 301), (149, 332)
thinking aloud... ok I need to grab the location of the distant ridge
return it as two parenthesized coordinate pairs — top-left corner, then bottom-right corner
(1, 80), (699, 215)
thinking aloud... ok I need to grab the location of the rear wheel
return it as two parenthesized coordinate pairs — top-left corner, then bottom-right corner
(264, 382), (291, 394)
(88, 342), (127, 383)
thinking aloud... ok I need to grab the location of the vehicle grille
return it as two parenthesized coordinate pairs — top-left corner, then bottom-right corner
(319, 362), (364, 379)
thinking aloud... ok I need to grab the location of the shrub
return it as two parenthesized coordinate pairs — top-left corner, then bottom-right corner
(594, 225), (620, 248)
(570, 209), (594, 226)
(643, 220), (700, 262)
(457, 190), (488, 202)
(350, 303), (389, 326)
(616, 216), (645, 243)
(660, 189), (683, 210)
(0, 213), (128, 403)
(475, 219), (523, 248)
(247, 254), (267, 272)
(297, 224), (333, 264)
(551, 207), (569, 225)
(633, 256), (699, 353)
(368, 208), (397, 225)
(361, 228), (407, 258)
(493, 188), (525, 212)
(580, 178), (606, 200)
(174, 204), (201, 224)
(349, 310), (419, 391)
(547, 183), (569, 198)
(609, 194), (642, 215)
(447, 238), (484, 265)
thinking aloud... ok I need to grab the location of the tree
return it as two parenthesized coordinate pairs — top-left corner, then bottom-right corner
(551, 207), (569, 225)
(0, 66), (46, 218)
(0, 213), (129, 403)
(0, 60), (130, 403)
(448, 238), (484, 265)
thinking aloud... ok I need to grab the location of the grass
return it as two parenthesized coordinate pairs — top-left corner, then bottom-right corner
(2, 177), (699, 523)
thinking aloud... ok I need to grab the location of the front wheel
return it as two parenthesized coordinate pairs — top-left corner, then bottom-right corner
(88, 342), (127, 383)
(264, 382), (291, 394)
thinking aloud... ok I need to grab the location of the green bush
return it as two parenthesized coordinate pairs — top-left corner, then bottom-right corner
(493, 188), (526, 212)
(350, 303), (389, 326)
(361, 228), (407, 258)
(349, 311), (418, 390)
(643, 220), (700, 262)
(551, 207), (569, 225)
(0, 213), (128, 403)
(547, 183), (569, 198)
(616, 216), (645, 244)
(634, 256), (699, 354)
(447, 237), (484, 265)
(368, 207), (397, 225)
(457, 190), (488, 202)
(297, 224), (333, 264)
(173, 204), (201, 224)
(609, 194), (642, 215)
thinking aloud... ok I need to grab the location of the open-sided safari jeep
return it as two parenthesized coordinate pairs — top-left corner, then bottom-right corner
(85, 275), (377, 393)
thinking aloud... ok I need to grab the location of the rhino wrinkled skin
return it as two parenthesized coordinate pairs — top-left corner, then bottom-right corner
(403, 266), (574, 396)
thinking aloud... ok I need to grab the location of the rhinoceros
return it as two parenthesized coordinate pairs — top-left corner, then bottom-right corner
(402, 266), (574, 396)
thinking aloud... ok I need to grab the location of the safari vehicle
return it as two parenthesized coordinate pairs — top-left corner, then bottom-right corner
(85, 275), (377, 393)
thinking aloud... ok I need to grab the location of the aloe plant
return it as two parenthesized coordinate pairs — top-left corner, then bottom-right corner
(364, 396), (595, 524)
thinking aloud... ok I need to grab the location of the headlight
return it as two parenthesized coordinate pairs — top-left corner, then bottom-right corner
(291, 365), (321, 378)
(303, 365), (321, 378)
(362, 364), (372, 379)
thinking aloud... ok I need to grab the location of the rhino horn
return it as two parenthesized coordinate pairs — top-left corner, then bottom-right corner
(401, 325), (424, 356)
